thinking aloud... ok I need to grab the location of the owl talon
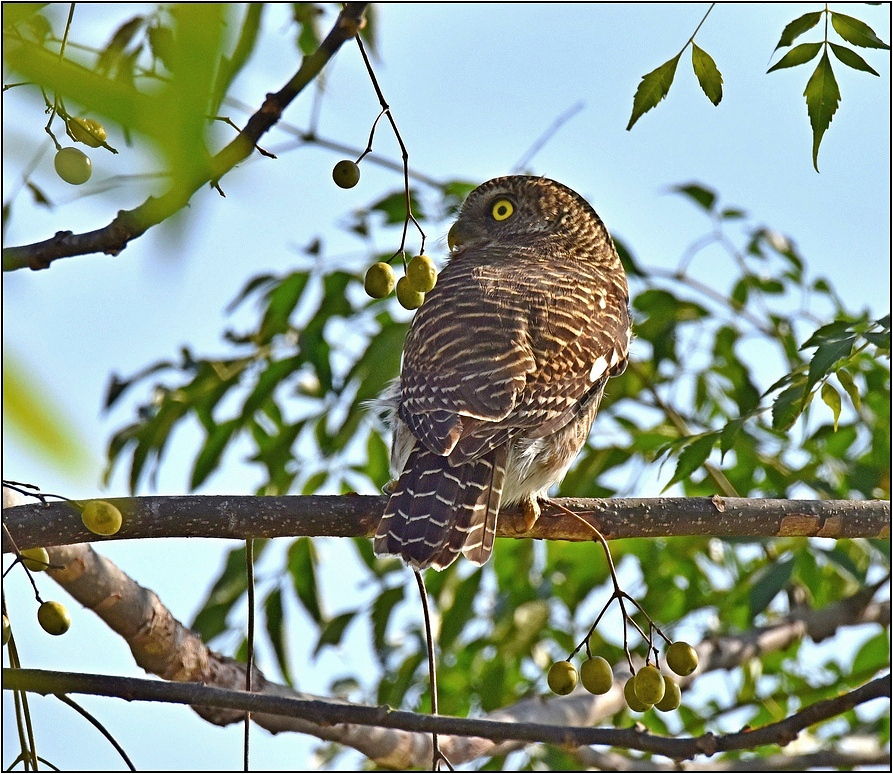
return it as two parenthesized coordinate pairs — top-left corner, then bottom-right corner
(382, 479), (398, 495)
(510, 496), (542, 534)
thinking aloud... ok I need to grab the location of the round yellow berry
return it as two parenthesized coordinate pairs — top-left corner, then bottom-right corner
(623, 675), (652, 712)
(37, 601), (71, 636)
(54, 147), (92, 185)
(580, 656), (613, 695)
(406, 254), (438, 292)
(666, 641), (699, 676)
(364, 262), (396, 299)
(81, 500), (123, 536)
(547, 660), (578, 695)
(396, 276), (425, 310)
(654, 675), (682, 712)
(332, 160), (360, 189)
(634, 665), (666, 705)
(20, 547), (50, 572)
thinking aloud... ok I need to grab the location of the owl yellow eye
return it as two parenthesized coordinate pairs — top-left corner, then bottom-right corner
(491, 199), (514, 221)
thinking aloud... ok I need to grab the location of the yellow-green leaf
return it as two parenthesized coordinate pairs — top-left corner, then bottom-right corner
(767, 42), (822, 73)
(836, 369), (861, 411)
(2, 352), (92, 479)
(829, 42), (880, 76)
(691, 43), (723, 105)
(821, 382), (842, 431)
(627, 53), (682, 131)
(774, 11), (823, 50)
(830, 12), (890, 50)
(804, 51), (841, 172)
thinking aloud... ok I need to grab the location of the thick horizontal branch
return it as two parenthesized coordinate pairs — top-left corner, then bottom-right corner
(2, 3), (368, 271)
(3, 507), (886, 768)
(4, 668), (888, 763)
(2, 494), (889, 552)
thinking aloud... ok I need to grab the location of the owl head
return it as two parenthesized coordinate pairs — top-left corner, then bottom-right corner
(447, 175), (611, 256)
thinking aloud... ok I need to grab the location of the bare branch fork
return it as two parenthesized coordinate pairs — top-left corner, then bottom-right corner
(2, 494), (889, 552)
(2, 3), (369, 272)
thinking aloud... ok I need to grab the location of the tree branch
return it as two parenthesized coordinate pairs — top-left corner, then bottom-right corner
(3, 668), (888, 765)
(2, 524), (887, 768)
(2, 494), (889, 553)
(2, 3), (369, 272)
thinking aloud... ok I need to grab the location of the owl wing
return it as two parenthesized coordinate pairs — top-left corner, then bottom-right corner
(399, 244), (630, 463)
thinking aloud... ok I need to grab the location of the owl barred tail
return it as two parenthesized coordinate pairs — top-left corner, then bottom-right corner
(374, 444), (507, 570)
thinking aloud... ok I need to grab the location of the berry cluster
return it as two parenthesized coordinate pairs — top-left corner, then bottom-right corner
(547, 639), (699, 713)
(3, 500), (124, 642)
(547, 640), (698, 712)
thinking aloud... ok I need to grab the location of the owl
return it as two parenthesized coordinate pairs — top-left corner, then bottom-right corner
(373, 176), (631, 571)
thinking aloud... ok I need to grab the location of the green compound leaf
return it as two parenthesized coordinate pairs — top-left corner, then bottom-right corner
(767, 42), (823, 73)
(627, 52), (682, 131)
(774, 11), (823, 50)
(830, 12), (891, 49)
(804, 51), (841, 172)
(691, 42), (723, 105)
(829, 42), (880, 75)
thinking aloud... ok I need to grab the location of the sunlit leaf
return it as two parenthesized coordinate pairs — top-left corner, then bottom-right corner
(773, 11), (823, 50)
(829, 42), (880, 75)
(767, 42), (822, 73)
(626, 53), (681, 131)
(804, 51), (841, 172)
(691, 43), (722, 105)
(821, 382), (842, 431)
(830, 12), (890, 49)
(2, 351), (92, 478)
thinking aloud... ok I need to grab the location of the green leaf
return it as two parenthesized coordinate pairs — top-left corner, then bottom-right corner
(772, 379), (807, 431)
(663, 434), (717, 491)
(264, 587), (293, 685)
(804, 51), (841, 172)
(836, 369), (861, 411)
(774, 11), (823, 50)
(749, 556), (795, 619)
(371, 586), (404, 657)
(830, 12), (890, 49)
(191, 418), (239, 489)
(626, 53), (682, 131)
(242, 355), (303, 418)
(829, 42), (880, 75)
(288, 538), (324, 624)
(821, 382), (842, 431)
(211, 4), (264, 112)
(672, 183), (717, 212)
(852, 630), (891, 675)
(313, 611), (356, 657)
(3, 351), (93, 479)
(720, 418), (744, 459)
(691, 43), (722, 105)
(807, 336), (855, 392)
(767, 42), (823, 73)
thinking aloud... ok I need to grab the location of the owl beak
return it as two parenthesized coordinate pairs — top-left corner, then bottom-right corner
(447, 220), (476, 251)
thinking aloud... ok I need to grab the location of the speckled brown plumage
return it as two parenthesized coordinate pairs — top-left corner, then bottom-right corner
(374, 176), (631, 570)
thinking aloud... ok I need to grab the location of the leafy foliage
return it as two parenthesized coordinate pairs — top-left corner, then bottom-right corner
(3, 4), (889, 770)
(627, 6), (889, 171)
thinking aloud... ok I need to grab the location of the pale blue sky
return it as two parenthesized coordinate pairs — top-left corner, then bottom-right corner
(3, 3), (890, 769)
